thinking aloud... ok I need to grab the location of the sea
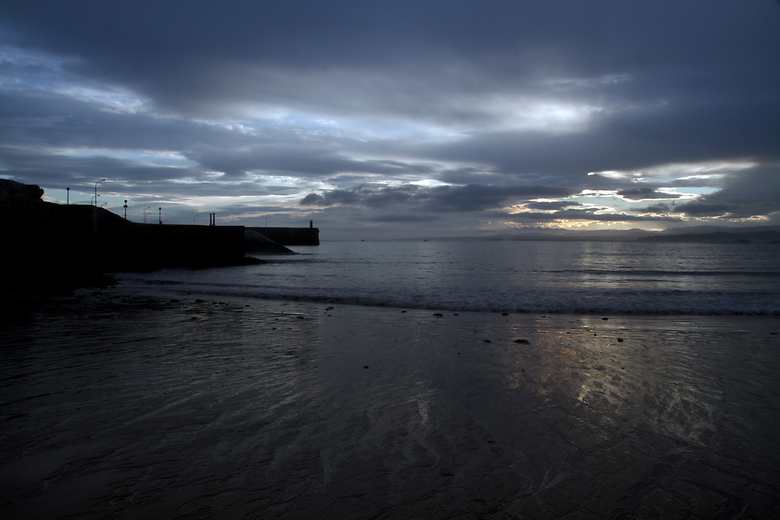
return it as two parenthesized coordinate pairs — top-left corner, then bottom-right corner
(6, 239), (780, 518)
(116, 239), (780, 315)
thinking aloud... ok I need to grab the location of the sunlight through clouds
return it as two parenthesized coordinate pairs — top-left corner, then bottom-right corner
(1, 1), (779, 237)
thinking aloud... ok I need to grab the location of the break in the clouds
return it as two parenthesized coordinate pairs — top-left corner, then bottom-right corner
(1, 1), (779, 239)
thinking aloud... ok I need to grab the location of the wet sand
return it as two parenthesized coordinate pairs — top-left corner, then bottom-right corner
(1, 288), (779, 519)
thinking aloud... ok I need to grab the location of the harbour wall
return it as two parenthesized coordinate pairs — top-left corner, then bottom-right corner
(3, 202), (247, 273)
(1, 179), (317, 291)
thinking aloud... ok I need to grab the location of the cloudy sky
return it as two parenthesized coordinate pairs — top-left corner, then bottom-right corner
(1, 1), (779, 239)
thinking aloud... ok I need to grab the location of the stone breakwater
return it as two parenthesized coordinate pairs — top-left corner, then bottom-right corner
(1, 179), (315, 292)
(3, 201), (246, 290)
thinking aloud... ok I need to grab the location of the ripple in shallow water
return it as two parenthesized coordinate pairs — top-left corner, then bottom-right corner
(1, 291), (779, 518)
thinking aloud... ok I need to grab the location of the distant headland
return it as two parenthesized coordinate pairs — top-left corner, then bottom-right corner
(481, 226), (780, 243)
(0, 179), (318, 293)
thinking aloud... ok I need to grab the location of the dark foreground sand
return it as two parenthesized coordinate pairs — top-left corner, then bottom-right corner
(1, 288), (779, 519)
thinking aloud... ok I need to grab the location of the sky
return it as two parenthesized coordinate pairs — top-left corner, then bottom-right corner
(1, 0), (779, 239)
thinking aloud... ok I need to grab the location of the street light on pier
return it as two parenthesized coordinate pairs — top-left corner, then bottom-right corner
(144, 207), (152, 223)
(94, 178), (106, 206)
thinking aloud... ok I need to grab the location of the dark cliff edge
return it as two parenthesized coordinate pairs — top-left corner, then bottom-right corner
(1, 179), (262, 293)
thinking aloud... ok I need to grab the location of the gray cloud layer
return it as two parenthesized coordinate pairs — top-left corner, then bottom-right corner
(1, 1), (779, 236)
(301, 184), (573, 212)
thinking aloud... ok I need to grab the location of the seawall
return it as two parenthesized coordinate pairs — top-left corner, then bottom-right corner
(4, 203), (247, 269)
(2, 196), (247, 292)
(1, 179), (321, 292)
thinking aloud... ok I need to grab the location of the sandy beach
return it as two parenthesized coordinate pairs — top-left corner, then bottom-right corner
(1, 288), (779, 519)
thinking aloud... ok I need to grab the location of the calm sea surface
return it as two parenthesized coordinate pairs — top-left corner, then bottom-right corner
(4, 242), (780, 518)
(117, 240), (780, 315)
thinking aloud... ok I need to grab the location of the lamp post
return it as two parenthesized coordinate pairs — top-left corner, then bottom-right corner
(124, 200), (128, 219)
(94, 178), (106, 206)
(144, 207), (152, 223)
(66, 188), (70, 205)
(158, 207), (162, 225)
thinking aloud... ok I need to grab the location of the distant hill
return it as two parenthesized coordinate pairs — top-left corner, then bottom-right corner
(409, 225), (780, 243)
(481, 225), (780, 243)
(636, 230), (780, 243)
(485, 228), (654, 242)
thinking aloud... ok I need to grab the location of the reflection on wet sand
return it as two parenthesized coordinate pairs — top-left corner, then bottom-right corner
(1, 291), (779, 518)
(481, 315), (775, 517)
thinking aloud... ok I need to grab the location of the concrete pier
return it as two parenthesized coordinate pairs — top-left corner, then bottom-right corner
(1, 179), (320, 292)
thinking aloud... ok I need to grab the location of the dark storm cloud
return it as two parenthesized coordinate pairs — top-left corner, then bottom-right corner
(640, 203), (673, 214)
(0, 145), (301, 202)
(301, 183), (573, 212)
(187, 147), (428, 179)
(0, 88), (437, 182)
(301, 185), (425, 209)
(1, 0), (779, 234)
(671, 166), (780, 219)
(670, 202), (737, 217)
(633, 166), (780, 220)
(0, 146), (192, 186)
(425, 95), (780, 181)
(3, 1), (778, 127)
(368, 214), (442, 224)
(427, 184), (573, 212)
